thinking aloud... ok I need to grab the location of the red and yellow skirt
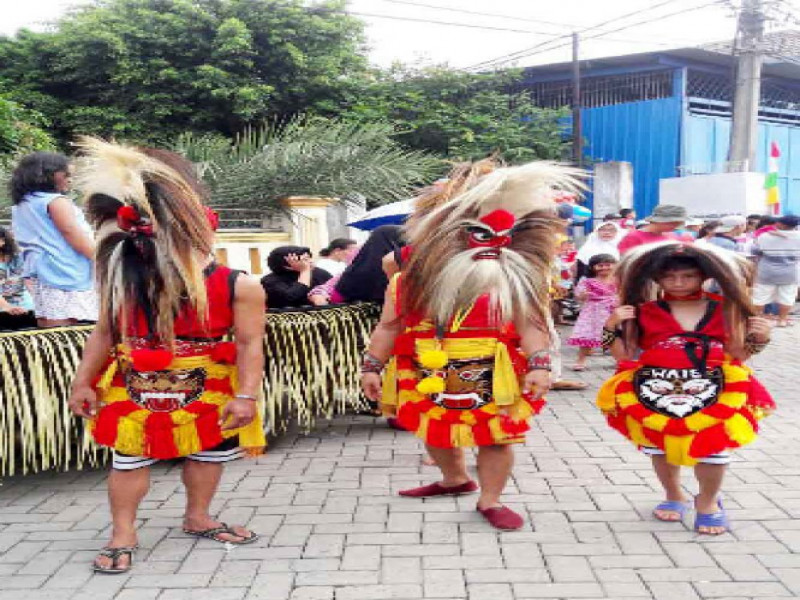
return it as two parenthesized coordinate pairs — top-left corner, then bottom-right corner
(597, 358), (774, 466)
(91, 343), (265, 459)
(382, 336), (545, 448)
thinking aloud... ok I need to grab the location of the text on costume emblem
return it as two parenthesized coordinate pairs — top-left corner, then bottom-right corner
(125, 368), (207, 412)
(422, 357), (493, 411)
(634, 366), (723, 418)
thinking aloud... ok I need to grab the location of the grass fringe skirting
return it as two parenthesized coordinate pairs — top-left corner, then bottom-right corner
(0, 302), (380, 476)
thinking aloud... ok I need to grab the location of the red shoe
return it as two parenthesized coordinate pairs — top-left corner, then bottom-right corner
(476, 505), (524, 530)
(398, 480), (478, 498)
(386, 417), (407, 431)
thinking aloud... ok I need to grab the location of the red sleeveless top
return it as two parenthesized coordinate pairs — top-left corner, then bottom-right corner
(127, 263), (240, 341)
(637, 299), (727, 370)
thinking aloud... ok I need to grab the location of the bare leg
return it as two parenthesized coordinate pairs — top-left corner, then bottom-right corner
(694, 463), (727, 534)
(573, 347), (590, 369)
(651, 454), (687, 521)
(37, 318), (77, 328)
(476, 444), (514, 509)
(777, 304), (792, 326)
(95, 467), (150, 570)
(182, 460), (253, 542)
(425, 445), (469, 486)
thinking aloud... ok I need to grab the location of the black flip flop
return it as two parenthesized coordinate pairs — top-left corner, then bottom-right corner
(183, 522), (259, 545)
(92, 546), (138, 574)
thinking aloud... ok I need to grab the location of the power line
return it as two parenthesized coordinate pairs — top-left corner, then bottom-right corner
(371, 0), (578, 30)
(468, 0), (726, 70)
(347, 11), (566, 35)
(467, 0), (705, 70)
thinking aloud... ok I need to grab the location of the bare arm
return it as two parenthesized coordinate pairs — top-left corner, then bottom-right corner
(233, 275), (266, 397)
(361, 283), (403, 403)
(366, 285), (403, 362)
(382, 251), (400, 279)
(514, 316), (553, 399)
(605, 305), (637, 361)
(68, 317), (114, 419)
(221, 275), (266, 430)
(48, 196), (95, 259)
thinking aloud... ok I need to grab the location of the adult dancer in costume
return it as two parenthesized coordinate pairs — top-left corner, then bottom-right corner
(597, 242), (774, 534)
(68, 139), (266, 573)
(362, 162), (584, 530)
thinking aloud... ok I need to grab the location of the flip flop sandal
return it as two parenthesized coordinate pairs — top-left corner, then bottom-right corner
(183, 523), (259, 545)
(694, 498), (730, 535)
(551, 380), (589, 391)
(571, 364), (587, 371)
(653, 500), (690, 522)
(92, 546), (138, 574)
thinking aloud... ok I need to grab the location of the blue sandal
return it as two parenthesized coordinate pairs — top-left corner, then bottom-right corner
(694, 498), (729, 535)
(653, 500), (690, 522)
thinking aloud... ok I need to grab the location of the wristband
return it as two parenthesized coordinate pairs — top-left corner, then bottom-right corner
(361, 352), (385, 374)
(744, 333), (769, 355)
(601, 327), (622, 349)
(235, 394), (258, 402)
(527, 350), (552, 372)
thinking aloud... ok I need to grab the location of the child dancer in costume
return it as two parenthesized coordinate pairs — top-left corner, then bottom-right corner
(68, 139), (266, 573)
(568, 253), (618, 370)
(362, 162), (584, 530)
(597, 243), (774, 535)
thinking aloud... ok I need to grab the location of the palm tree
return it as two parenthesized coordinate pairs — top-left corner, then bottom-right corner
(175, 117), (443, 213)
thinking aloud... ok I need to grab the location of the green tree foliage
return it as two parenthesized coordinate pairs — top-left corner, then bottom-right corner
(0, 0), (367, 144)
(341, 65), (570, 163)
(0, 97), (56, 209)
(176, 117), (442, 209)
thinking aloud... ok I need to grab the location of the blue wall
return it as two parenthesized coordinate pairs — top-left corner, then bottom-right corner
(684, 115), (800, 215)
(582, 97), (683, 217)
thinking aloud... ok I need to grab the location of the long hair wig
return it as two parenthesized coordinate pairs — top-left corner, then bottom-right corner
(74, 137), (214, 347)
(616, 242), (754, 354)
(403, 161), (586, 329)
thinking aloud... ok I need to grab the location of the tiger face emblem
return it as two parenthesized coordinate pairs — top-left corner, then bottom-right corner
(125, 368), (206, 413)
(422, 358), (493, 411)
(635, 367), (722, 418)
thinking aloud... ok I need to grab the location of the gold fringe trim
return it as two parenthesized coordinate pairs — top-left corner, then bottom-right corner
(0, 303), (380, 475)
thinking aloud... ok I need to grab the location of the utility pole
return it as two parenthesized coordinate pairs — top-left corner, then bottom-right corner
(727, 0), (765, 172)
(571, 32), (583, 167)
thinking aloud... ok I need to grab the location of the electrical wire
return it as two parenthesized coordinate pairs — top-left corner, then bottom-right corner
(346, 11), (567, 35)
(467, 0), (727, 70)
(371, 0), (578, 30)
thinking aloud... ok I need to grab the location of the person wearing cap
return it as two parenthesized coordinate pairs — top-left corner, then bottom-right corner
(752, 215), (800, 327)
(708, 215), (747, 253)
(617, 204), (687, 255)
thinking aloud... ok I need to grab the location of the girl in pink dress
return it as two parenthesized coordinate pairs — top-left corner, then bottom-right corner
(568, 253), (618, 370)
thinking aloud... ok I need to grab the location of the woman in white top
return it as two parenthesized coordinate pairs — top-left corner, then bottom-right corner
(316, 238), (357, 277)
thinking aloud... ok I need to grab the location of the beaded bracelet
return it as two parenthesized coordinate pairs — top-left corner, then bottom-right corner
(361, 352), (385, 374)
(527, 350), (552, 372)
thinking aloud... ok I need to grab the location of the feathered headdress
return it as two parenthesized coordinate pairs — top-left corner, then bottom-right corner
(402, 161), (587, 329)
(74, 137), (214, 347)
(404, 157), (500, 241)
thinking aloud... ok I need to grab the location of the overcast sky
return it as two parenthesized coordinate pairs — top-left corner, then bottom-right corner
(1, 0), (797, 69)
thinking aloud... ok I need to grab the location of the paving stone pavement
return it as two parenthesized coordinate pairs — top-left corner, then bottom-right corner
(0, 324), (799, 599)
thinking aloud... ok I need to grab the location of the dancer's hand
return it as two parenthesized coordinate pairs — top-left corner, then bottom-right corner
(68, 385), (101, 419)
(747, 316), (771, 342)
(610, 305), (636, 325)
(361, 372), (382, 402)
(523, 369), (551, 399)
(220, 398), (256, 431)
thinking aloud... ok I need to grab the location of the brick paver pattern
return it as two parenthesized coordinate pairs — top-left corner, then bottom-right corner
(0, 325), (798, 599)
